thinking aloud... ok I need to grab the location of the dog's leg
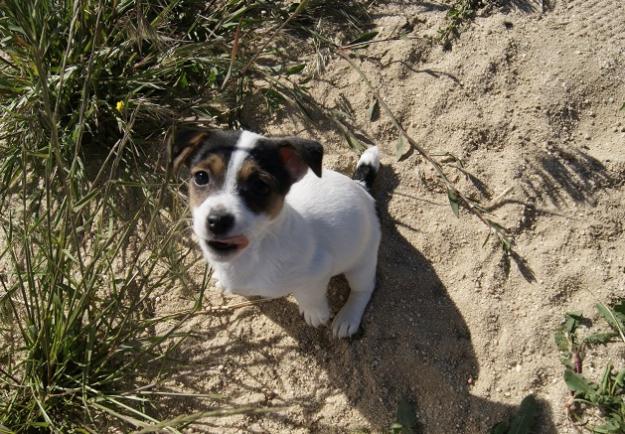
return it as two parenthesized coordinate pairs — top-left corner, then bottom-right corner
(332, 256), (377, 338)
(293, 283), (330, 328)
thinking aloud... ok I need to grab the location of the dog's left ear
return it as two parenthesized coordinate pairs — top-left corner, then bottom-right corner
(170, 128), (209, 172)
(278, 137), (323, 182)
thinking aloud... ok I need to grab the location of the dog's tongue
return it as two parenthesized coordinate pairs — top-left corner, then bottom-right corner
(219, 235), (249, 248)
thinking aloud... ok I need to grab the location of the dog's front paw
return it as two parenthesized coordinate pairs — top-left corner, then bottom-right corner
(332, 307), (363, 338)
(299, 303), (330, 328)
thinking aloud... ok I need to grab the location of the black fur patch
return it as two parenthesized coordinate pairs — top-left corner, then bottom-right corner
(188, 130), (242, 168)
(248, 140), (294, 194)
(237, 139), (294, 216)
(353, 163), (377, 193)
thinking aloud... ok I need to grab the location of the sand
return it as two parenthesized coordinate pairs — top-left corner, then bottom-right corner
(156, 1), (625, 432)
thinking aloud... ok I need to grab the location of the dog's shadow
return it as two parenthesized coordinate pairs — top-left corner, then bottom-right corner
(253, 164), (558, 433)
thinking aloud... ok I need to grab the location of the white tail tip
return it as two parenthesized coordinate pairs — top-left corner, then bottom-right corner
(357, 146), (380, 170)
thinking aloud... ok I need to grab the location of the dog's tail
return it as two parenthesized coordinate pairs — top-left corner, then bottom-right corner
(352, 146), (380, 193)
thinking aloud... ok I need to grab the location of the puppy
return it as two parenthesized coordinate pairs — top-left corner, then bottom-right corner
(172, 129), (381, 337)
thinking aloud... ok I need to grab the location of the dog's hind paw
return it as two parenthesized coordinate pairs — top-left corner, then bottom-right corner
(332, 308), (363, 338)
(299, 304), (330, 328)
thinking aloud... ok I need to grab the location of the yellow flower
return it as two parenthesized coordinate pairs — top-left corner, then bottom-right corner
(115, 100), (125, 112)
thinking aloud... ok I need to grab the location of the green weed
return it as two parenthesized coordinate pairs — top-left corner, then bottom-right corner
(0, 0), (370, 431)
(439, 0), (491, 48)
(555, 301), (625, 433)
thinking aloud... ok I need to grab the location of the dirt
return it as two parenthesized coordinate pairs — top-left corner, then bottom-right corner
(155, 1), (625, 432)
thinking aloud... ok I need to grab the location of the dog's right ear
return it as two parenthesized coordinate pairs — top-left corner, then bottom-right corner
(170, 128), (208, 172)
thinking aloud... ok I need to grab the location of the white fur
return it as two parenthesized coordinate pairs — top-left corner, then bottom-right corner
(192, 132), (381, 338)
(359, 146), (380, 170)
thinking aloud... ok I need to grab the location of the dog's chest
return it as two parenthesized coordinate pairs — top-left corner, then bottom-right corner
(213, 265), (307, 297)
(211, 241), (331, 297)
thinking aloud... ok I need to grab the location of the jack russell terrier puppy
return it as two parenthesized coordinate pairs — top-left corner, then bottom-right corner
(172, 129), (381, 337)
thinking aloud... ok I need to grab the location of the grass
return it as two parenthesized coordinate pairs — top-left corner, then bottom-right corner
(555, 300), (625, 432)
(0, 0), (371, 431)
(0, 0), (527, 430)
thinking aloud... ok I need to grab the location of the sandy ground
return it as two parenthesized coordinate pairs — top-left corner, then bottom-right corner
(155, 0), (625, 432)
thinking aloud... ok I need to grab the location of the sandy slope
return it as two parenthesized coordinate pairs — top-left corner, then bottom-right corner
(158, 1), (625, 432)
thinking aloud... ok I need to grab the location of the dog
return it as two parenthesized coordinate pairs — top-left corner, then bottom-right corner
(172, 129), (381, 337)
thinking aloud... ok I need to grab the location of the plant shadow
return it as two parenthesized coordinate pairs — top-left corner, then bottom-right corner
(519, 144), (613, 208)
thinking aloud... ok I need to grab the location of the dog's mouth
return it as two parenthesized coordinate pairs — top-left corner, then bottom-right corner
(206, 235), (249, 255)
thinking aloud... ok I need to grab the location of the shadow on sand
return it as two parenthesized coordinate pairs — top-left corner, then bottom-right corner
(162, 163), (559, 433)
(256, 164), (557, 432)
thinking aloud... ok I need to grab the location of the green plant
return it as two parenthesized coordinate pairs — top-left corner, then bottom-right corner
(389, 396), (418, 434)
(490, 395), (540, 434)
(555, 301), (625, 433)
(0, 0), (372, 431)
(439, 0), (490, 47)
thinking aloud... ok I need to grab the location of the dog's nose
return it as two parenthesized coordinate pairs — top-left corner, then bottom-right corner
(207, 212), (234, 236)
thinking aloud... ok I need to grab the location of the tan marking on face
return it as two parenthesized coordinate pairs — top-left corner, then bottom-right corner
(188, 132), (208, 146)
(265, 193), (285, 219)
(237, 160), (286, 219)
(188, 154), (227, 208)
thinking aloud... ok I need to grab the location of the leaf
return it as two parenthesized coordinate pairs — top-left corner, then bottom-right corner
(599, 363), (613, 395)
(344, 132), (366, 153)
(286, 64), (306, 75)
(584, 332), (617, 345)
(349, 31), (378, 46)
(500, 236), (512, 252)
(394, 134), (410, 161)
(620, 101), (625, 111)
(564, 369), (593, 395)
(395, 397), (417, 434)
(481, 231), (492, 248)
(593, 420), (622, 433)
(613, 299), (625, 317)
(560, 353), (573, 370)
(489, 422), (509, 434)
(447, 188), (460, 217)
(368, 98), (380, 122)
(0, 424), (15, 434)
(554, 330), (569, 352)
(564, 312), (585, 334)
(596, 304), (623, 333)
(615, 369), (625, 388)
(508, 395), (539, 434)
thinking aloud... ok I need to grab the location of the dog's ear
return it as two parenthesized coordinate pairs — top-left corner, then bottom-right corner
(277, 137), (323, 181)
(170, 128), (208, 172)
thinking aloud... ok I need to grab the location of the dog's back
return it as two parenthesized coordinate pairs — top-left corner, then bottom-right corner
(287, 148), (380, 277)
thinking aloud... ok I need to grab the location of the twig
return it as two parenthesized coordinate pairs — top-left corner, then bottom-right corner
(490, 186), (514, 205)
(0, 53), (17, 70)
(336, 50), (512, 249)
(154, 297), (277, 322)
(196, 297), (276, 314)
(220, 21), (241, 90)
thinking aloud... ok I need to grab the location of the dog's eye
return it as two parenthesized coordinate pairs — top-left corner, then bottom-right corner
(249, 177), (270, 195)
(193, 171), (210, 186)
